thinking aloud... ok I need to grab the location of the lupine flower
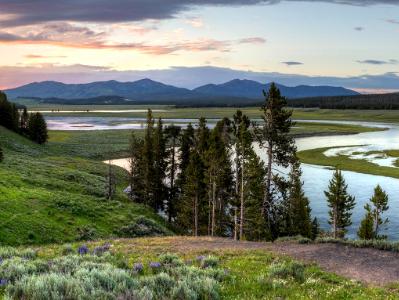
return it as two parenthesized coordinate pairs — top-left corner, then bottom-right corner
(78, 245), (89, 255)
(92, 243), (110, 256)
(149, 262), (162, 269)
(133, 263), (144, 274)
(196, 255), (205, 262)
(102, 242), (111, 251)
(0, 279), (7, 287)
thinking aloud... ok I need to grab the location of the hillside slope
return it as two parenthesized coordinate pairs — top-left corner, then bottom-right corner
(0, 127), (171, 245)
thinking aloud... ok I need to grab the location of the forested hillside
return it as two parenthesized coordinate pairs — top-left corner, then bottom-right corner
(289, 92), (399, 109)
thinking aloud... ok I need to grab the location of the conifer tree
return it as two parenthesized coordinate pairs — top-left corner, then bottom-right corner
(20, 107), (29, 131)
(232, 110), (252, 240)
(0, 92), (15, 130)
(242, 150), (269, 240)
(165, 125), (181, 222)
(286, 160), (312, 238)
(141, 109), (156, 208)
(178, 151), (206, 236)
(204, 124), (233, 236)
(153, 118), (167, 211)
(128, 132), (144, 202)
(177, 123), (194, 188)
(370, 185), (389, 239)
(27, 112), (48, 144)
(358, 185), (389, 240)
(256, 83), (296, 240)
(311, 217), (320, 240)
(357, 204), (374, 240)
(325, 169), (356, 238)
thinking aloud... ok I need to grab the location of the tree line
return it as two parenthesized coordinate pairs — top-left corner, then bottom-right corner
(125, 84), (392, 241)
(127, 84), (315, 241)
(287, 93), (399, 110)
(0, 91), (48, 162)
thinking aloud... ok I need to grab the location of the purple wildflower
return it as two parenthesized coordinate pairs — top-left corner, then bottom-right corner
(196, 255), (205, 262)
(0, 258), (3, 265)
(133, 263), (144, 274)
(149, 262), (162, 269)
(78, 245), (89, 255)
(0, 279), (7, 287)
(92, 243), (110, 256)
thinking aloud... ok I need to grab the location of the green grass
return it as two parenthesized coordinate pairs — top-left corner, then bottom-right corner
(22, 102), (399, 123)
(0, 126), (171, 246)
(298, 146), (399, 179)
(23, 237), (399, 299)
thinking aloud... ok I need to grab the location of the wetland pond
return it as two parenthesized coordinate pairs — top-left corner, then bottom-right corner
(46, 115), (399, 239)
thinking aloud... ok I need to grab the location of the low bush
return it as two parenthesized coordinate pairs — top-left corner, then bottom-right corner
(268, 261), (306, 283)
(1, 245), (225, 300)
(118, 216), (171, 238)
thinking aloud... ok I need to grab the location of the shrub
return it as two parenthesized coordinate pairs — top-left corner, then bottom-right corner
(118, 216), (170, 238)
(61, 244), (74, 256)
(268, 261), (306, 283)
(201, 256), (219, 269)
(159, 253), (183, 267)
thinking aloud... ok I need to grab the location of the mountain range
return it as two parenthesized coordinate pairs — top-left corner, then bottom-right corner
(4, 79), (359, 105)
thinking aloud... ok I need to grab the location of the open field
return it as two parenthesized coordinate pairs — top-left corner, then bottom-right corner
(21, 102), (399, 123)
(0, 126), (170, 246)
(8, 236), (397, 299)
(298, 146), (399, 179)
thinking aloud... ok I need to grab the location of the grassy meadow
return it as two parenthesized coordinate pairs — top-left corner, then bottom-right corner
(0, 126), (170, 246)
(0, 237), (397, 299)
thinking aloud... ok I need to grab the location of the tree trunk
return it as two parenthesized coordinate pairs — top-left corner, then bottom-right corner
(168, 139), (176, 222)
(239, 161), (244, 240)
(333, 204), (337, 239)
(194, 194), (198, 237)
(234, 208), (238, 240)
(211, 180), (216, 236)
(263, 141), (273, 225)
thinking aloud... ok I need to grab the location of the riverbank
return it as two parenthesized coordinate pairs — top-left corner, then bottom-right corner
(298, 146), (399, 179)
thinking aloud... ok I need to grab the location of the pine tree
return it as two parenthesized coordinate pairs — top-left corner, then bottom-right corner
(141, 109), (156, 208)
(165, 125), (181, 222)
(178, 151), (206, 236)
(0, 92), (15, 130)
(128, 132), (144, 202)
(311, 217), (320, 240)
(153, 118), (167, 211)
(27, 112), (48, 144)
(358, 185), (389, 240)
(20, 107), (29, 131)
(286, 160), (312, 238)
(232, 110), (252, 240)
(256, 83), (296, 240)
(242, 150), (269, 241)
(357, 204), (374, 240)
(177, 123), (194, 188)
(370, 185), (389, 239)
(204, 124), (233, 236)
(325, 169), (356, 238)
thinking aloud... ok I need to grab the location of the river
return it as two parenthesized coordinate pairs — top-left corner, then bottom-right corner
(46, 116), (399, 239)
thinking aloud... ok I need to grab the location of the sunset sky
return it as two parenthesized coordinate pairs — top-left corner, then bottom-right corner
(0, 0), (399, 91)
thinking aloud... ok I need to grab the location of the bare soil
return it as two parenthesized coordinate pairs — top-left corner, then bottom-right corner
(132, 237), (399, 285)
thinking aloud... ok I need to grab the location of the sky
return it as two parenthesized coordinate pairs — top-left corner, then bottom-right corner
(0, 0), (399, 92)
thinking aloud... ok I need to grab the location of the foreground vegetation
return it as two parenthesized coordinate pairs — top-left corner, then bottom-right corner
(298, 146), (399, 179)
(0, 237), (397, 299)
(0, 126), (170, 245)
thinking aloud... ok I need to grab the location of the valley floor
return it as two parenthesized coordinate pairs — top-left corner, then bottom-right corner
(104, 236), (399, 286)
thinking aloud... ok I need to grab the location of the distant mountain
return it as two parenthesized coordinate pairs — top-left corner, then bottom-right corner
(194, 79), (359, 99)
(4, 78), (359, 104)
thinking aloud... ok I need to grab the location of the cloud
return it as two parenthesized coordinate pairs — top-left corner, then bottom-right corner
(238, 37), (266, 44)
(354, 26), (364, 31)
(357, 59), (398, 65)
(185, 17), (204, 28)
(386, 19), (399, 24)
(1, 1), (398, 27)
(2, 64), (399, 90)
(25, 54), (68, 59)
(282, 61), (303, 66)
